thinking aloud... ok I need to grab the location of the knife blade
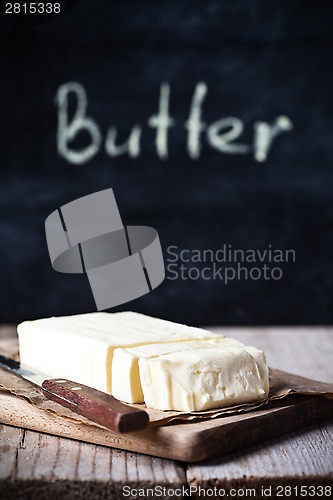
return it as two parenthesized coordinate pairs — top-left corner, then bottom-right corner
(0, 354), (149, 433)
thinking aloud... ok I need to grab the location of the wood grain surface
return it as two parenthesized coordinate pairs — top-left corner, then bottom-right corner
(0, 326), (332, 499)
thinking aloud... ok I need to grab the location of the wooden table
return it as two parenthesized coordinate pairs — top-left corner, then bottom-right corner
(0, 325), (332, 499)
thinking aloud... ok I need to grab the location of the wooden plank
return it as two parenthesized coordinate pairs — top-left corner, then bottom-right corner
(211, 327), (333, 382)
(0, 425), (24, 480)
(0, 425), (187, 499)
(187, 421), (333, 493)
(0, 326), (16, 340)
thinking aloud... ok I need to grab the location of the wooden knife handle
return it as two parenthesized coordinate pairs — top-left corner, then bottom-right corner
(41, 379), (149, 433)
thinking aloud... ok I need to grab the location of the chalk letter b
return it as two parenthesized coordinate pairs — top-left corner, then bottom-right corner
(56, 82), (101, 165)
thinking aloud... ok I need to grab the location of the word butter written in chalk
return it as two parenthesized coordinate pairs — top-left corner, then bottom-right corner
(56, 82), (293, 165)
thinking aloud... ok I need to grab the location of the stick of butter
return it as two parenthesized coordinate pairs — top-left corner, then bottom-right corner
(139, 345), (269, 411)
(17, 311), (219, 394)
(112, 337), (244, 404)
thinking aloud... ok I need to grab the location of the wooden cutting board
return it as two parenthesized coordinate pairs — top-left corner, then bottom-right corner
(1, 381), (333, 462)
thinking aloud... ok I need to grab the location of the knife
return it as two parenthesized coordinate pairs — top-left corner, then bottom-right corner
(0, 354), (149, 434)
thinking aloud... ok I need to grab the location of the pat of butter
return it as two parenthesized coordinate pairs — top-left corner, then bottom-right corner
(17, 311), (218, 393)
(139, 345), (269, 411)
(112, 337), (244, 404)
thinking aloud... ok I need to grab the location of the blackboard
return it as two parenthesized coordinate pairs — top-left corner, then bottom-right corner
(1, 0), (333, 326)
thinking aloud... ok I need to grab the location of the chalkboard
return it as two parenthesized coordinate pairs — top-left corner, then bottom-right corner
(1, 0), (333, 326)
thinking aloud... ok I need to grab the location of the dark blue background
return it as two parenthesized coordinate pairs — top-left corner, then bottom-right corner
(0, 0), (333, 326)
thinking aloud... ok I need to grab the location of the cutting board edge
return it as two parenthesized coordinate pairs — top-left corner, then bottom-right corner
(1, 392), (333, 463)
(172, 396), (333, 462)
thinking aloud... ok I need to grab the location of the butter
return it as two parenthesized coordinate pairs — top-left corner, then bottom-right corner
(112, 337), (243, 403)
(17, 311), (218, 393)
(18, 312), (269, 412)
(139, 345), (269, 411)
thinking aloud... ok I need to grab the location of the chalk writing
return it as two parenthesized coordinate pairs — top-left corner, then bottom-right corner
(56, 82), (293, 165)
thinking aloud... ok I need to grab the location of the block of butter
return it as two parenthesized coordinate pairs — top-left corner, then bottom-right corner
(112, 337), (244, 404)
(17, 311), (219, 394)
(139, 344), (269, 411)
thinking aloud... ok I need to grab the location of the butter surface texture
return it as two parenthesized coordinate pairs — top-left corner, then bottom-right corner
(139, 345), (269, 411)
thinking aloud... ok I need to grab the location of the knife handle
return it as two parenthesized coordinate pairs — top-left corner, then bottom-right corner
(41, 379), (149, 433)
